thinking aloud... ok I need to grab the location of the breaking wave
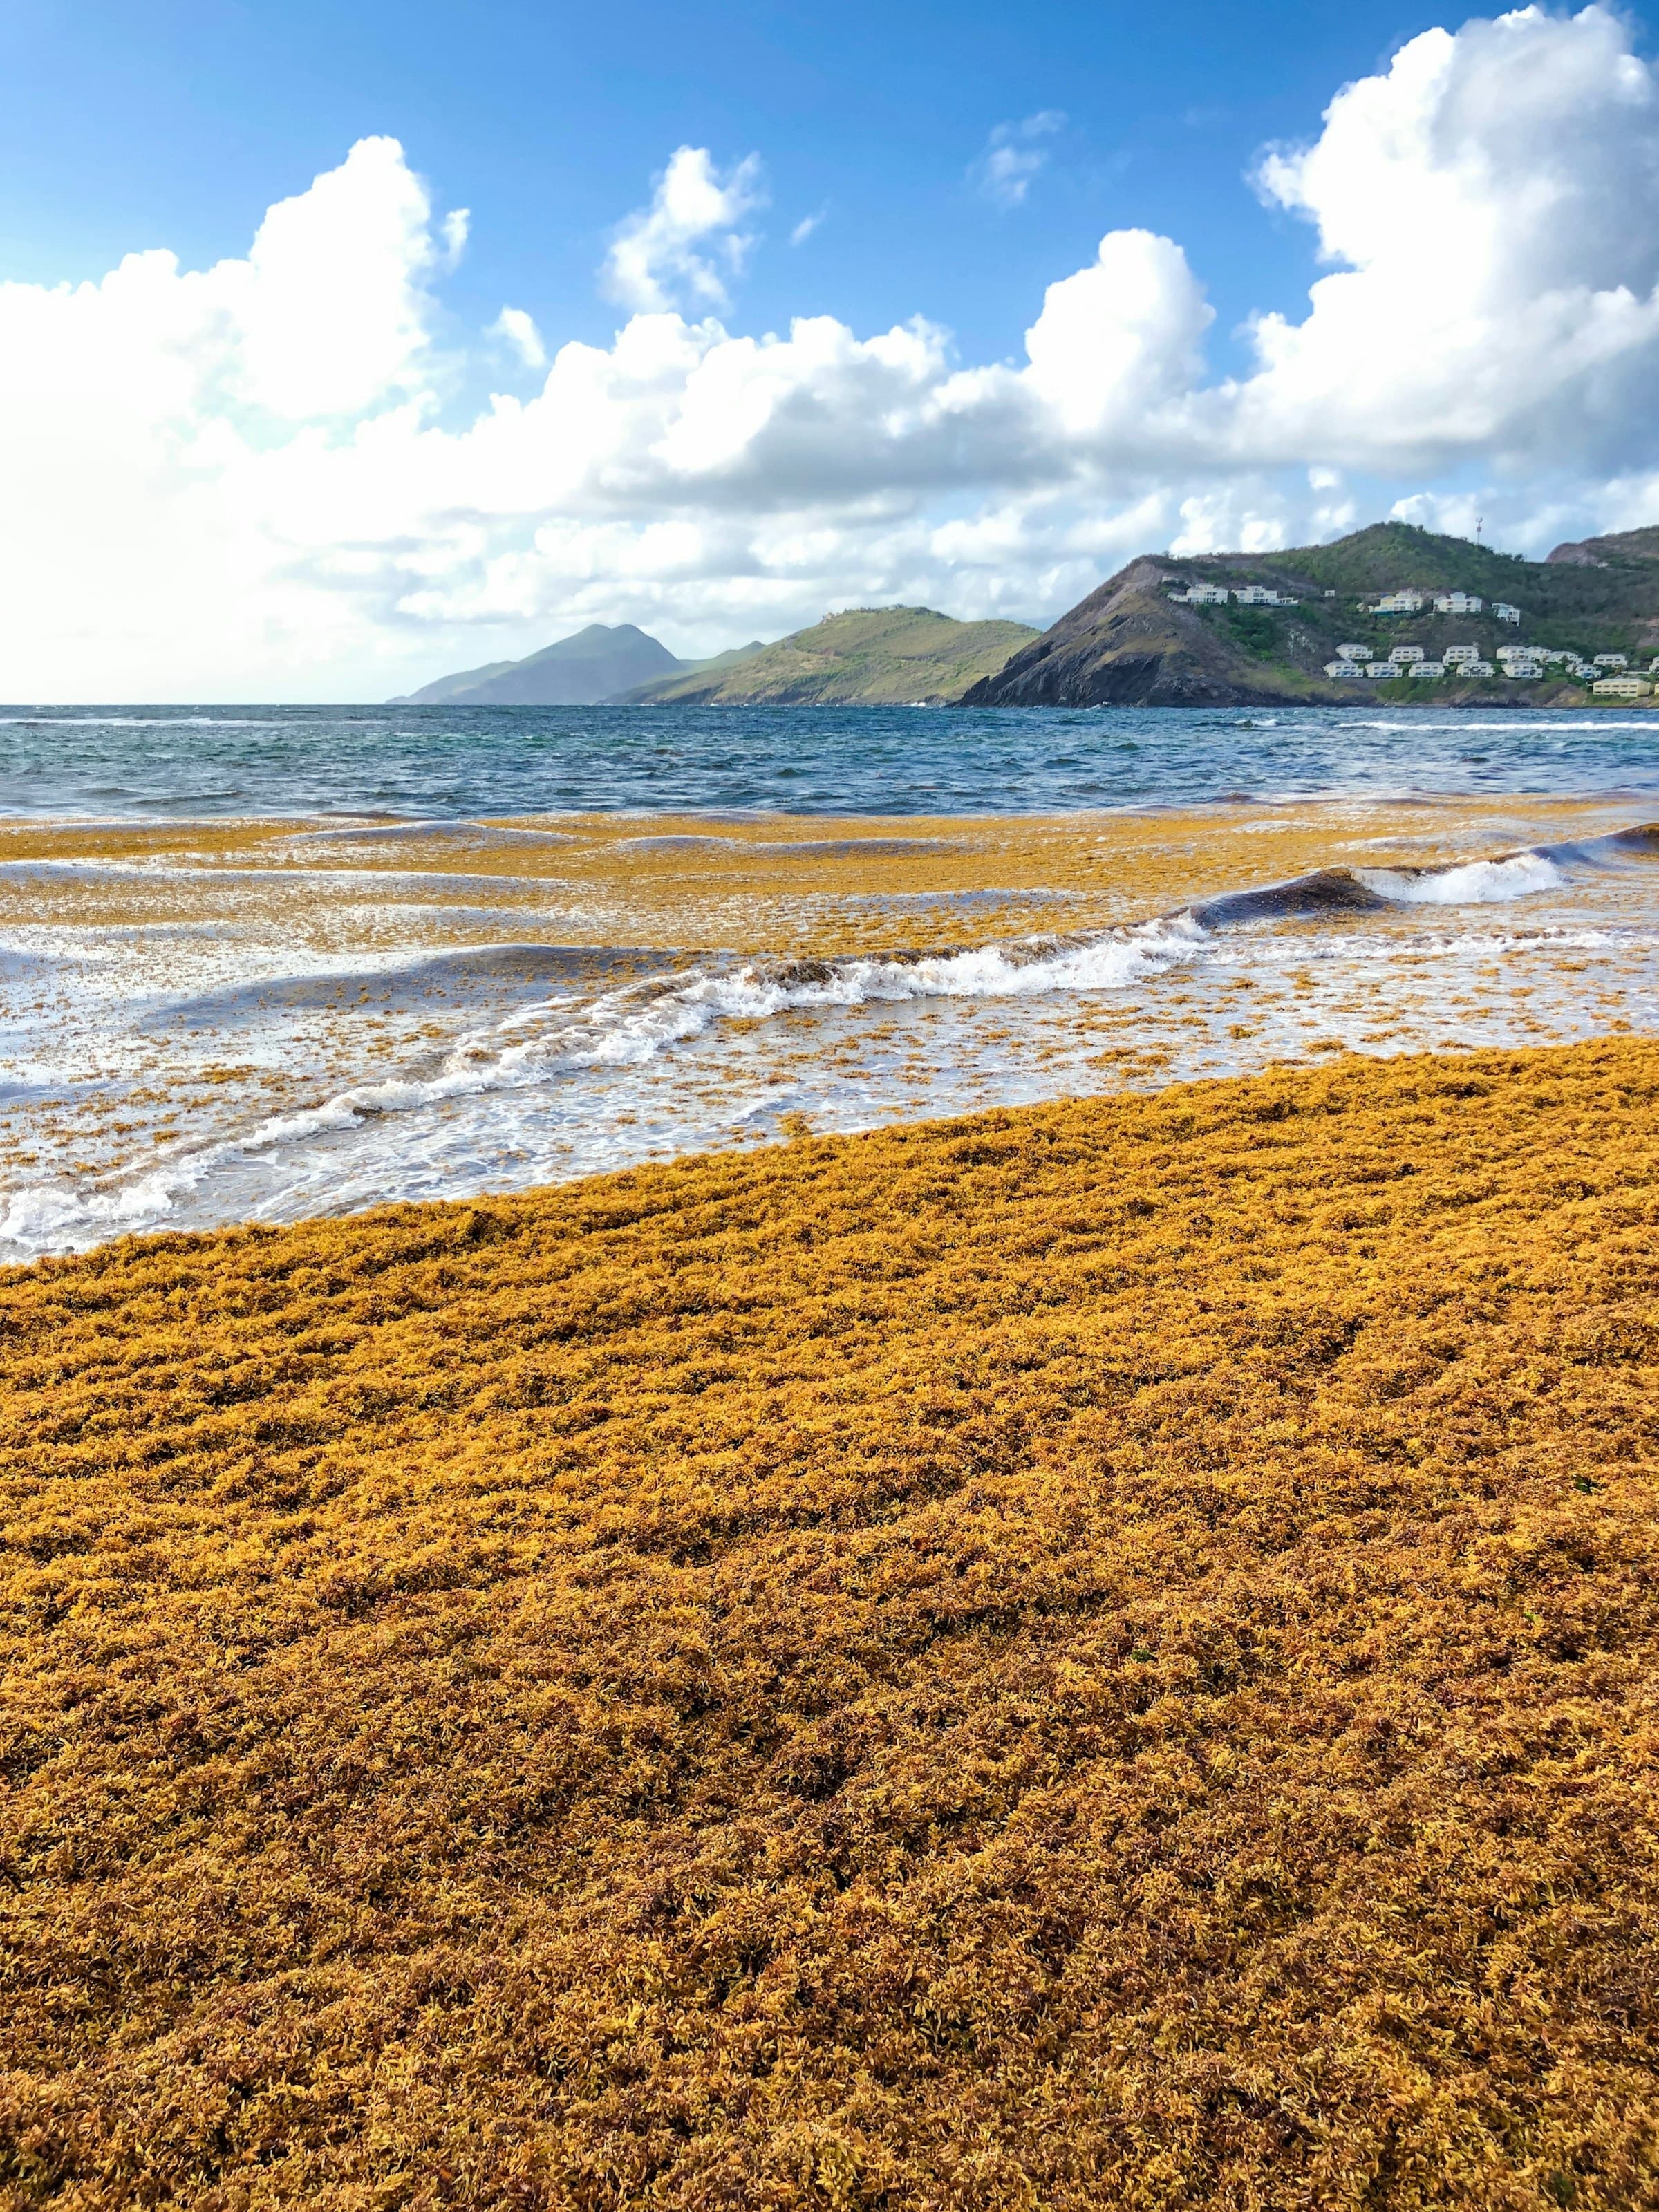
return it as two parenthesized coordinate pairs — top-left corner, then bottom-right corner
(4, 821), (1655, 1255)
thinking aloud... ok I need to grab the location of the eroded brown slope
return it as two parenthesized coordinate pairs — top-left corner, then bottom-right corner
(3, 1040), (1659, 2208)
(962, 557), (1302, 707)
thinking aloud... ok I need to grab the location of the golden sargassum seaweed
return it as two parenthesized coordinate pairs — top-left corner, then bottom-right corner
(2, 1038), (1658, 2209)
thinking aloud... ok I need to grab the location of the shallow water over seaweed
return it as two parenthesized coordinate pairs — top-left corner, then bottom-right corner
(0, 760), (1656, 1256)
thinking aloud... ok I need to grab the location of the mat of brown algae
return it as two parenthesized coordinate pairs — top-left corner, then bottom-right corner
(1, 1036), (1658, 2209)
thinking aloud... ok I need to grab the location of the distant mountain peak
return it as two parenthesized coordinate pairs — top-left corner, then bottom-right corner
(391, 623), (682, 706)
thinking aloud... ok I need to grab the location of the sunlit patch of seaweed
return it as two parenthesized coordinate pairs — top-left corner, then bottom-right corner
(1, 1037), (1658, 2207)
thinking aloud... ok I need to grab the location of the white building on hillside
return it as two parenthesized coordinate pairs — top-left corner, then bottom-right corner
(1409, 662), (1445, 679)
(1338, 643), (1371, 659)
(1594, 676), (1650, 698)
(1389, 645), (1425, 664)
(1443, 644), (1480, 664)
(1232, 585), (1299, 606)
(1324, 660), (1365, 679)
(1506, 662), (1543, 679)
(1460, 660), (1495, 677)
(1365, 662), (1394, 678)
(1169, 583), (1231, 605)
(1594, 653), (1629, 668)
(1494, 603), (1521, 624)
(1375, 591), (1427, 615)
(1434, 592), (1483, 615)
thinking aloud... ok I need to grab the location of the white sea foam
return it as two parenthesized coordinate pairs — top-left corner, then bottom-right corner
(3, 812), (1656, 1262)
(496, 918), (1208, 1071)
(0, 715), (292, 729)
(288, 820), (577, 845)
(0, 917), (1209, 1250)
(1350, 717), (1659, 735)
(1358, 852), (1568, 903)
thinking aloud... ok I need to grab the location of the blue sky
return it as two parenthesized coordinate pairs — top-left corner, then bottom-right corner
(0, 1), (1596, 376)
(4, 2), (1659, 695)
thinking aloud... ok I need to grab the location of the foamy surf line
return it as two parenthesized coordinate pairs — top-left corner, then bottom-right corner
(4, 816), (1657, 1259)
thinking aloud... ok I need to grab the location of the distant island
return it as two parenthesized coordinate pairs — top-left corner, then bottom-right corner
(391, 607), (1037, 709)
(391, 523), (1659, 711)
(967, 521), (1659, 707)
(617, 607), (1038, 706)
(388, 623), (683, 706)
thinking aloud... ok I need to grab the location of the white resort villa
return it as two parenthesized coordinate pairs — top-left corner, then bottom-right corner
(1168, 574), (1645, 694)
(1166, 582), (1300, 607)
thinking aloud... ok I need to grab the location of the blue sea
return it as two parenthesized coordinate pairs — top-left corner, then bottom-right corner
(1, 700), (1656, 815)
(0, 702), (1655, 1259)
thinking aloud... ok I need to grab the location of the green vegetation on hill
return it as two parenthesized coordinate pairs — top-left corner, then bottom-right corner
(668, 639), (768, 682)
(621, 606), (1039, 706)
(971, 522), (1659, 708)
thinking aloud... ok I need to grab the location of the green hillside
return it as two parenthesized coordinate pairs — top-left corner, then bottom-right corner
(970, 523), (1659, 709)
(1200, 522), (1659, 644)
(620, 606), (1038, 706)
(628, 639), (769, 693)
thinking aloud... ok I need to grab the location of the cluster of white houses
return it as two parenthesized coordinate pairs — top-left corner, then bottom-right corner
(1320, 643), (1653, 693)
(1167, 577), (1652, 695)
(1167, 582), (1527, 621)
(1368, 590), (1521, 621)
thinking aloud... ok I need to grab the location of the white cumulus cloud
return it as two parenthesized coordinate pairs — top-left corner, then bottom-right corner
(603, 146), (767, 314)
(5, 8), (1659, 700)
(973, 111), (1067, 207)
(1236, 2), (1659, 470)
(491, 306), (547, 369)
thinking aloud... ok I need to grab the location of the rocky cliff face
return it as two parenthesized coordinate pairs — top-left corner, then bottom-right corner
(966, 521), (1659, 708)
(961, 559), (1320, 708)
(1546, 525), (1659, 568)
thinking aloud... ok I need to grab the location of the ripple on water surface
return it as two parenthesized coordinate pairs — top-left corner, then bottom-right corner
(0, 785), (1656, 1257)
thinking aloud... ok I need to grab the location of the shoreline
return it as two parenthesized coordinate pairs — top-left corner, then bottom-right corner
(1, 793), (1656, 1262)
(3, 1035), (1658, 2204)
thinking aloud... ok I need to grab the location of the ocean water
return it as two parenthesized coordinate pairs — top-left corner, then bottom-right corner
(2, 700), (1658, 815)
(1, 702), (1656, 1260)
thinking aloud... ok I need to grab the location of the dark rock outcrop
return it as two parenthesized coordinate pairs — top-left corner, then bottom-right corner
(962, 558), (1319, 708)
(968, 521), (1659, 708)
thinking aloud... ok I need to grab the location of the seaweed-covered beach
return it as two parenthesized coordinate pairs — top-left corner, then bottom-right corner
(3, 1037), (1656, 2207)
(3, 785), (1658, 1257)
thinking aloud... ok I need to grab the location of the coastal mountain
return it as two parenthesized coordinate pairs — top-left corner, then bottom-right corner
(965, 521), (1659, 708)
(387, 658), (518, 704)
(619, 605), (1040, 706)
(391, 623), (682, 706)
(1547, 525), (1659, 568)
